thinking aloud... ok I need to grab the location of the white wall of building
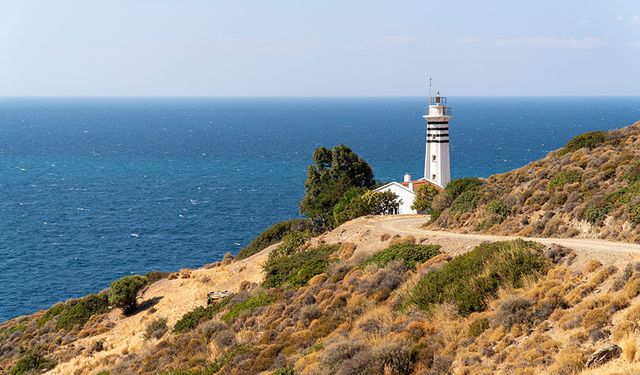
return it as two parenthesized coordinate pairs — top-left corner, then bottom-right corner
(374, 182), (416, 215)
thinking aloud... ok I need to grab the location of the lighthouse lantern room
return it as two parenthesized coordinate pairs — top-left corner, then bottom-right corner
(423, 86), (452, 188)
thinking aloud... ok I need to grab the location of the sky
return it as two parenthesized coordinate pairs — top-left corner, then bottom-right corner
(0, 0), (639, 96)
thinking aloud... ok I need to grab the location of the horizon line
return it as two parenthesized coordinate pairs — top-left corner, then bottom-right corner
(1, 94), (639, 99)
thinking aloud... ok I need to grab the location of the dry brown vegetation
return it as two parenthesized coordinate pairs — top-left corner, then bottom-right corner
(431, 122), (640, 243)
(5, 230), (640, 374)
(4, 124), (640, 374)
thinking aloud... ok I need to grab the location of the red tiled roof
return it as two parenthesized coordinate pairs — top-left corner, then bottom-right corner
(400, 179), (443, 192)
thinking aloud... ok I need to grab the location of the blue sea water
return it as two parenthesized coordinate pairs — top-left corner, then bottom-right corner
(1, 97), (639, 321)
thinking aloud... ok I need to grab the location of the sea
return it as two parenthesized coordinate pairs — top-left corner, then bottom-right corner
(1, 97), (639, 321)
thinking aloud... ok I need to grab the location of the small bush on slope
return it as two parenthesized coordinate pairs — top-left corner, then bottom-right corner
(10, 349), (54, 375)
(560, 130), (606, 154)
(144, 317), (168, 340)
(221, 293), (277, 322)
(547, 170), (581, 191)
(409, 240), (546, 315)
(262, 243), (339, 288)
(108, 275), (147, 315)
(173, 295), (233, 333)
(236, 219), (314, 260)
(445, 177), (484, 200)
(38, 293), (109, 330)
(363, 243), (441, 270)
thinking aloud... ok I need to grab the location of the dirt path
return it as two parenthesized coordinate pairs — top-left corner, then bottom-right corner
(374, 215), (640, 266)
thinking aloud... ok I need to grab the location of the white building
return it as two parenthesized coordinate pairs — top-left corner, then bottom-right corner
(374, 88), (452, 214)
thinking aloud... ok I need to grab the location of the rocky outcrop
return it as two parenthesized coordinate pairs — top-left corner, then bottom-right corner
(586, 344), (622, 368)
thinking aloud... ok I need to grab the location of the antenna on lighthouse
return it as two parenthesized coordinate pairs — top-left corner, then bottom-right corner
(428, 76), (432, 100)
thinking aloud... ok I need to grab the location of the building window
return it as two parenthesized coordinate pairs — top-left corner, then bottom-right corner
(432, 174), (436, 180)
(432, 155), (436, 161)
(432, 135), (437, 140)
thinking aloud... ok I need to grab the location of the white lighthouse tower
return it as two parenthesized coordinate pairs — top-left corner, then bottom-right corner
(423, 83), (452, 188)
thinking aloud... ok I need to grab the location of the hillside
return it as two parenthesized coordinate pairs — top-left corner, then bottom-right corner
(1, 215), (640, 374)
(3, 123), (640, 375)
(429, 122), (640, 242)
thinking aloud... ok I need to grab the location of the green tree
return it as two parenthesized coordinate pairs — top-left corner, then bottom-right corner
(333, 189), (399, 226)
(300, 145), (375, 229)
(108, 275), (147, 315)
(412, 184), (440, 213)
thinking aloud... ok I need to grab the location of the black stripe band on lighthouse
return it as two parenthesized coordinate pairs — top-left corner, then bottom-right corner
(423, 90), (452, 187)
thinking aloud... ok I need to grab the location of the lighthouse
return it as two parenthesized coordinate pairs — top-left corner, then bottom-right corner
(423, 87), (452, 188)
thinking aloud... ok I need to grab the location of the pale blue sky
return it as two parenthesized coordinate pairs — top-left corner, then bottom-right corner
(1, 0), (639, 96)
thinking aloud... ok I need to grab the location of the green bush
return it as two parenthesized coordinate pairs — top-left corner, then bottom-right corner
(236, 219), (314, 260)
(468, 317), (490, 337)
(363, 243), (441, 270)
(10, 349), (53, 375)
(449, 190), (482, 214)
(269, 231), (311, 259)
(205, 345), (251, 374)
(561, 131), (606, 154)
(108, 275), (148, 315)
(630, 203), (640, 225)
(445, 178), (483, 200)
(624, 161), (640, 183)
(38, 293), (110, 330)
(485, 199), (510, 223)
(412, 184), (441, 213)
(144, 317), (168, 340)
(263, 244), (340, 288)
(333, 189), (399, 226)
(221, 293), (277, 322)
(173, 295), (233, 333)
(409, 240), (545, 316)
(583, 205), (610, 225)
(547, 171), (581, 191)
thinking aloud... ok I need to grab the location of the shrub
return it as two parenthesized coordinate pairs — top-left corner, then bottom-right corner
(221, 293), (277, 322)
(494, 296), (533, 329)
(205, 345), (251, 374)
(412, 184), (441, 213)
(547, 171), (581, 191)
(630, 203), (640, 225)
(10, 349), (53, 375)
(144, 317), (168, 340)
(449, 190), (482, 214)
(57, 293), (110, 330)
(333, 187), (368, 225)
(468, 317), (490, 337)
(583, 204), (610, 225)
(333, 189), (399, 226)
(108, 275), (148, 315)
(561, 131), (606, 154)
(410, 240), (546, 315)
(263, 244), (339, 288)
(269, 232), (311, 259)
(624, 161), (640, 183)
(485, 199), (510, 223)
(363, 243), (441, 269)
(445, 177), (483, 200)
(173, 295), (233, 333)
(37, 293), (110, 330)
(236, 219), (314, 260)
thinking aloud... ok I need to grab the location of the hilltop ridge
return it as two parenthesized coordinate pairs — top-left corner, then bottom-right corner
(429, 122), (640, 242)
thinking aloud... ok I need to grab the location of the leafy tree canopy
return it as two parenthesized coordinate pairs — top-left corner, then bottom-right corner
(300, 145), (375, 229)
